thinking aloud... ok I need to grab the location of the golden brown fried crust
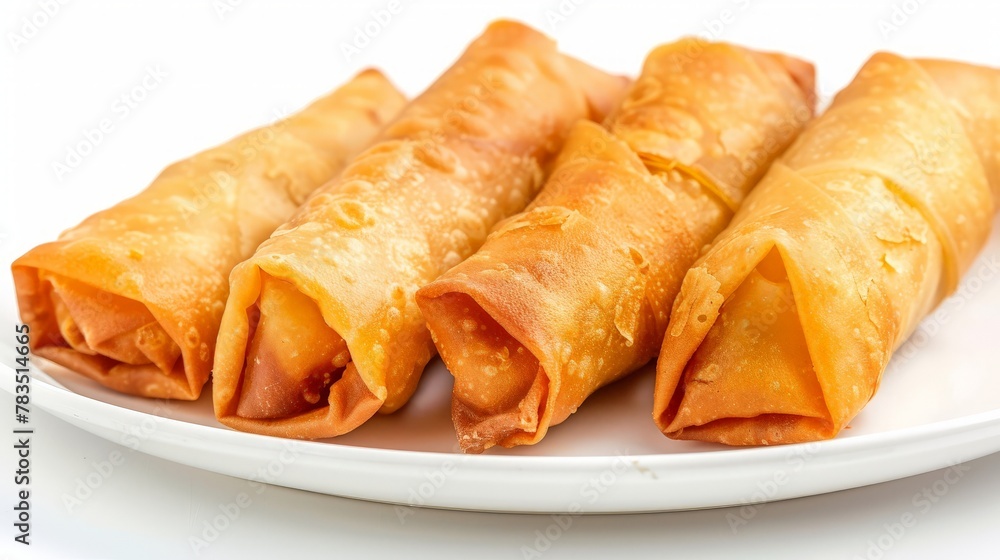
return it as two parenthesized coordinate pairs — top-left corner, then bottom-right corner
(416, 39), (815, 452)
(654, 54), (1000, 445)
(13, 70), (407, 400)
(211, 20), (631, 438)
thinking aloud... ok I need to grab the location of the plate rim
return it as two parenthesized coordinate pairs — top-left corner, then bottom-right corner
(10, 361), (1000, 470)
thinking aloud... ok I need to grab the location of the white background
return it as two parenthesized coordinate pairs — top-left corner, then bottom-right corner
(2, 1), (999, 558)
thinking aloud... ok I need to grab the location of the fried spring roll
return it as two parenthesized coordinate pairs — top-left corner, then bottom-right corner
(415, 40), (815, 452)
(654, 54), (1000, 445)
(212, 21), (630, 438)
(12, 70), (407, 399)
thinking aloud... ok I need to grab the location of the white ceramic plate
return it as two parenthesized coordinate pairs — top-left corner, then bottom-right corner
(3, 222), (1000, 514)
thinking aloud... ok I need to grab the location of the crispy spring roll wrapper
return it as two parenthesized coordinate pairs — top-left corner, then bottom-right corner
(654, 54), (1000, 445)
(415, 40), (815, 452)
(212, 20), (630, 438)
(12, 70), (407, 400)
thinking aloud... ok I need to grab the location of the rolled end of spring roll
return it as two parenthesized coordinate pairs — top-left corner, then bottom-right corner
(12, 69), (407, 400)
(211, 20), (631, 438)
(653, 54), (1000, 445)
(416, 39), (816, 452)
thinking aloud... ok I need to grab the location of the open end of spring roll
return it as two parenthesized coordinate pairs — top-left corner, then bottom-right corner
(236, 274), (351, 419)
(654, 54), (1000, 445)
(212, 20), (630, 438)
(416, 39), (816, 452)
(419, 291), (548, 450)
(666, 247), (835, 443)
(29, 270), (186, 397)
(418, 125), (696, 452)
(12, 70), (406, 400)
(215, 268), (383, 436)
